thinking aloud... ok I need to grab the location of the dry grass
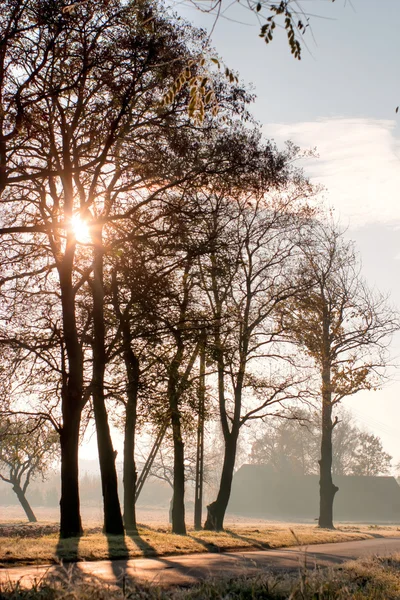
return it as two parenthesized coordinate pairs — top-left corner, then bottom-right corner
(0, 521), (399, 567)
(2, 555), (400, 598)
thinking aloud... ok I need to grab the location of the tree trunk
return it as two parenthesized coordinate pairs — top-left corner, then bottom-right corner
(122, 346), (139, 532)
(92, 226), (124, 535)
(170, 395), (186, 534)
(318, 353), (338, 529)
(93, 391), (124, 534)
(204, 324), (244, 532)
(60, 410), (83, 537)
(204, 328), (240, 532)
(12, 483), (37, 523)
(169, 495), (173, 524)
(204, 432), (237, 531)
(194, 340), (205, 531)
(166, 331), (187, 536)
(59, 253), (84, 538)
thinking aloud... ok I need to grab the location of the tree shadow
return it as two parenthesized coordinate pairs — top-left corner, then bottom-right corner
(120, 532), (231, 586)
(126, 530), (158, 557)
(55, 534), (81, 563)
(303, 549), (356, 565)
(105, 533), (130, 581)
(52, 532), (129, 587)
(136, 522), (170, 534)
(189, 535), (223, 553)
(223, 528), (271, 550)
(46, 559), (91, 589)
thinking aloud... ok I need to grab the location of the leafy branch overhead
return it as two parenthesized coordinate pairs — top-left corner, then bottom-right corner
(259, 2), (304, 59)
(190, 0), (337, 60)
(160, 57), (238, 123)
(62, 0), (336, 60)
(250, 0), (336, 59)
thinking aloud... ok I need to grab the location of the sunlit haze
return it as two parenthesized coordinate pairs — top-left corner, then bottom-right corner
(71, 215), (91, 244)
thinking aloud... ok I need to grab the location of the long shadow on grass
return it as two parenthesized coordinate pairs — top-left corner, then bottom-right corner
(189, 535), (223, 553)
(130, 529), (226, 557)
(55, 534), (80, 563)
(105, 532), (130, 581)
(224, 529), (271, 550)
(85, 530), (305, 587)
(126, 530), (158, 557)
(123, 531), (227, 585)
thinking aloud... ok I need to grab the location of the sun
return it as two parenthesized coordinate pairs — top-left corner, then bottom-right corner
(71, 215), (91, 243)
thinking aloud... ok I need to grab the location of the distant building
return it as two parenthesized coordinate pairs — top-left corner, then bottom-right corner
(228, 464), (400, 522)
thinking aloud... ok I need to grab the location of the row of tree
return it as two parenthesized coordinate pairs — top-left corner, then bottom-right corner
(0, 0), (397, 537)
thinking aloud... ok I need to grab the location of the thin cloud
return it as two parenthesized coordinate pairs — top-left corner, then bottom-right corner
(264, 118), (400, 227)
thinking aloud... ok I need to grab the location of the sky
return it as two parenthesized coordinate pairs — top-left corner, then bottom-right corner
(174, 0), (400, 466)
(81, 1), (400, 468)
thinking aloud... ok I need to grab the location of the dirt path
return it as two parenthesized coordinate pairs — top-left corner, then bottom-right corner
(2, 536), (400, 588)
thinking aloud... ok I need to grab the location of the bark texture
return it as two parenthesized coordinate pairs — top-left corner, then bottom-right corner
(12, 483), (37, 523)
(122, 345), (139, 532)
(59, 411), (82, 537)
(204, 433), (237, 530)
(170, 386), (186, 535)
(58, 236), (84, 538)
(318, 310), (339, 529)
(92, 227), (124, 535)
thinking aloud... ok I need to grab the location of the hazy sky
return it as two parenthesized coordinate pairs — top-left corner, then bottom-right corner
(176, 0), (400, 465)
(82, 1), (400, 467)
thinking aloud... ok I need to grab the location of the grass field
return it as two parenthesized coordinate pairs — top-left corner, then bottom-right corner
(2, 554), (400, 598)
(1, 519), (399, 567)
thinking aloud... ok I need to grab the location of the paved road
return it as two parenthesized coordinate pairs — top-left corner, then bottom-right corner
(2, 537), (400, 588)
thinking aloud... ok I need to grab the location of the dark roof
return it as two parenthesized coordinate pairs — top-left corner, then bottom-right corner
(228, 464), (400, 522)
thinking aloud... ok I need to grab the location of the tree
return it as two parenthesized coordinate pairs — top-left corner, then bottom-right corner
(132, 210), (210, 535)
(350, 432), (392, 477)
(196, 174), (316, 531)
(249, 408), (392, 477)
(110, 268), (141, 533)
(108, 216), (179, 532)
(249, 411), (320, 475)
(279, 219), (399, 528)
(330, 415), (359, 477)
(0, 418), (58, 522)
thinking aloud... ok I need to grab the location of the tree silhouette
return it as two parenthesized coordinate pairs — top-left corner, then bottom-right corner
(278, 219), (399, 528)
(0, 418), (58, 522)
